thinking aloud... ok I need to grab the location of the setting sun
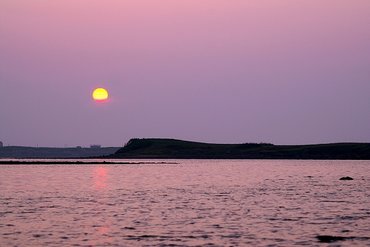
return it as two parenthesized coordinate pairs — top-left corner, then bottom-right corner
(92, 88), (109, 102)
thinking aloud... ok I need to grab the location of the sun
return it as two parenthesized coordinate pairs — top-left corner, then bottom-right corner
(92, 88), (109, 102)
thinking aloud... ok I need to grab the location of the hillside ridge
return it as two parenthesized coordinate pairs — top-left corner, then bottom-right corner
(111, 138), (370, 160)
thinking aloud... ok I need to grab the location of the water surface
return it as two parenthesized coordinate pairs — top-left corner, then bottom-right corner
(1, 160), (369, 246)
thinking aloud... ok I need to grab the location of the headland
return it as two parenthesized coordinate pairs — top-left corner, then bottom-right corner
(109, 138), (370, 160)
(1, 138), (369, 160)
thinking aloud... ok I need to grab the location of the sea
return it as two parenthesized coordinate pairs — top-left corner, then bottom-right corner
(0, 159), (369, 246)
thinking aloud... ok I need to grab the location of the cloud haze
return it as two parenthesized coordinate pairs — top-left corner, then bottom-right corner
(1, 0), (370, 146)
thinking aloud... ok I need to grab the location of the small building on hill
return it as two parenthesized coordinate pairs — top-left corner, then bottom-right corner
(90, 144), (101, 149)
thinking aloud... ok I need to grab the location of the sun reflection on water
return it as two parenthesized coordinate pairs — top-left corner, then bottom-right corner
(93, 166), (108, 190)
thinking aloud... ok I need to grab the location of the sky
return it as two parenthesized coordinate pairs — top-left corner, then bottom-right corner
(1, 0), (370, 147)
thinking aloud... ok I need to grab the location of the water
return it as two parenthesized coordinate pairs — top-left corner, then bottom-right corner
(0, 160), (369, 246)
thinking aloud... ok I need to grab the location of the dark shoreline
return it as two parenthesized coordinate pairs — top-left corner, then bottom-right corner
(110, 138), (370, 160)
(1, 138), (370, 160)
(0, 146), (120, 159)
(0, 160), (178, 165)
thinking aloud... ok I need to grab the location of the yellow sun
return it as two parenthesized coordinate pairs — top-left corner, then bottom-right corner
(92, 88), (109, 102)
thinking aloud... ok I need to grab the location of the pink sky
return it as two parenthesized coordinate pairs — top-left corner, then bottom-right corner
(1, 1), (370, 146)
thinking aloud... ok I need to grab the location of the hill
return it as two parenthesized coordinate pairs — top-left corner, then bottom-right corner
(111, 138), (370, 160)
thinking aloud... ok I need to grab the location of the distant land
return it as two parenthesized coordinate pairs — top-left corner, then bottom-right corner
(109, 138), (370, 160)
(0, 146), (120, 159)
(1, 139), (370, 160)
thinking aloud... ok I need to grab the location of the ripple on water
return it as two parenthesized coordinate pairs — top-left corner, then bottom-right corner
(0, 160), (370, 246)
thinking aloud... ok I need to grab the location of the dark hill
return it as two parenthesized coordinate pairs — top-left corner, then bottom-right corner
(111, 138), (370, 160)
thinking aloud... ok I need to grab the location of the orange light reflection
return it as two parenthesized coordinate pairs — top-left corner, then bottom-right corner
(93, 166), (108, 190)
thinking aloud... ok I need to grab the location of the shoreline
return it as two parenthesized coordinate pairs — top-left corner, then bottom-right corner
(0, 160), (178, 165)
